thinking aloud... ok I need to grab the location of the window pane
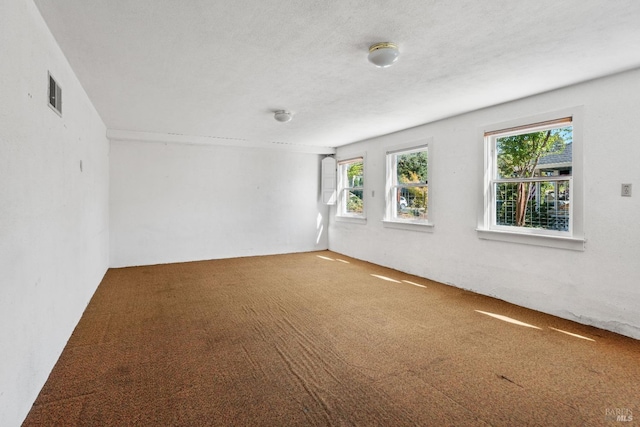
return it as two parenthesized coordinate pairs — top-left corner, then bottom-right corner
(394, 186), (428, 220)
(496, 127), (572, 179)
(346, 189), (363, 214)
(495, 180), (570, 231)
(396, 151), (428, 184)
(337, 159), (364, 217)
(347, 161), (363, 187)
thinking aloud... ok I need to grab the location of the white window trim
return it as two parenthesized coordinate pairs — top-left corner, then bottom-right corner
(336, 215), (368, 225)
(477, 107), (585, 251)
(382, 220), (434, 232)
(336, 155), (366, 222)
(383, 138), (433, 231)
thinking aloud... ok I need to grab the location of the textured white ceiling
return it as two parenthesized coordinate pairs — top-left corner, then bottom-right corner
(35, 0), (640, 150)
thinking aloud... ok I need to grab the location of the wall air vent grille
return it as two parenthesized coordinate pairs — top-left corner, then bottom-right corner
(48, 72), (62, 115)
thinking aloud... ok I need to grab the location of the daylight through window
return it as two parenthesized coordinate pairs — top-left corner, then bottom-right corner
(486, 117), (573, 234)
(337, 157), (364, 218)
(386, 146), (429, 223)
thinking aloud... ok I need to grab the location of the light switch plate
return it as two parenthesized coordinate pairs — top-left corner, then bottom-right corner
(622, 183), (632, 197)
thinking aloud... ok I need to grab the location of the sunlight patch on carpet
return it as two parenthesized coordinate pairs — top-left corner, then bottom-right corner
(549, 327), (595, 341)
(402, 280), (426, 288)
(371, 274), (401, 283)
(475, 310), (541, 329)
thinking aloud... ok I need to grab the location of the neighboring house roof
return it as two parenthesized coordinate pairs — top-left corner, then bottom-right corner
(538, 143), (572, 169)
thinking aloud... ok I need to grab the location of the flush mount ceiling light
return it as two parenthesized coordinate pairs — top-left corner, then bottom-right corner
(274, 110), (292, 123)
(367, 42), (399, 68)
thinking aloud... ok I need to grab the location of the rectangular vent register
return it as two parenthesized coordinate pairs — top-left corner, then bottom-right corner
(48, 72), (62, 115)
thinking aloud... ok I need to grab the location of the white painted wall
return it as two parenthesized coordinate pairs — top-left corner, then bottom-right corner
(1, 5), (637, 426)
(0, 2), (110, 426)
(329, 69), (640, 340)
(110, 140), (329, 267)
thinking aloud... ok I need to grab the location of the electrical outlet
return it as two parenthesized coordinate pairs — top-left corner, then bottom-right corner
(621, 183), (632, 197)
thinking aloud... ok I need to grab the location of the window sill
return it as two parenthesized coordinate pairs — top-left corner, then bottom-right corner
(335, 215), (367, 225)
(476, 228), (585, 251)
(382, 220), (434, 233)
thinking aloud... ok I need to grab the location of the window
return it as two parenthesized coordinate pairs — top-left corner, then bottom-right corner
(48, 72), (62, 115)
(480, 110), (585, 250)
(385, 145), (429, 224)
(337, 157), (364, 218)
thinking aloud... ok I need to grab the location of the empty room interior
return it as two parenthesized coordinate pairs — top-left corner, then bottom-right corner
(2, 1), (640, 425)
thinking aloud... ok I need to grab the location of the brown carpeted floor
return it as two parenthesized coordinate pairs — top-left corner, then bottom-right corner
(23, 251), (639, 426)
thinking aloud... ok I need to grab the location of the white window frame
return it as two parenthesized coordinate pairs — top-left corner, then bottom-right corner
(383, 140), (433, 232)
(336, 156), (366, 223)
(477, 108), (585, 250)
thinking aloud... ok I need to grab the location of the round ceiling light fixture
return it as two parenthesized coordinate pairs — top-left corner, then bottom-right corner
(274, 110), (293, 123)
(367, 42), (399, 68)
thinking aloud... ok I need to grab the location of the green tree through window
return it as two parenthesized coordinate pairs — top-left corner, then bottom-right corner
(493, 123), (572, 229)
(337, 158), (364, 217)
(387, 147), (429, 222)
